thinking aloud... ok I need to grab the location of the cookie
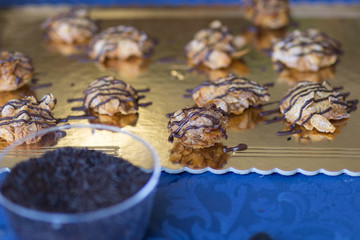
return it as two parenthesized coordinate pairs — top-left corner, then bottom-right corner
(167, 105), (228, 148)
(185, 20), (248, 70)
(42, 8), (99, 45)
(83, 76), (144, 116)
(0, 94), (57, 144)
(89, 25), (155, 62)
(272, 28), (342, 72)
(169, 142), (229, 169)
(243, 0), (290, 29)
(278, 81), (357, 134)
(192, 74), (270, 114)
(0, 51), (34, 91)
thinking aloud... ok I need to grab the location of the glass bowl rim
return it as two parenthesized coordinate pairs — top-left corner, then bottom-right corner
(0, 123), (161, 224)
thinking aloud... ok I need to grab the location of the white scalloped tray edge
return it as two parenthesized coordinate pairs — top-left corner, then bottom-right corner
(162, 167), (360, 176)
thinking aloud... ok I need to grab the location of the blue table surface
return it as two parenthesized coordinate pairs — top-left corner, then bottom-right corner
(1, 172), (360, 240)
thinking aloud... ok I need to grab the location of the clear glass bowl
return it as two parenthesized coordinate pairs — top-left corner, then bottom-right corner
(0, 124), (161, 240)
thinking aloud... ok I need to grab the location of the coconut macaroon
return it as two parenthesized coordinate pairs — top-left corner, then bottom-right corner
(0, 94), (57, 144)
(243, 0), (290, 29)
(168, 105), (229, 148)
(192, 74), (270, 114)
(89, 25), (155, 62)
(42, 8), (99, 45)
(272, 28), (342, 72)
(0, 51), (34, 92)
(185, 20), (248, 70)
(169, 142), (230, 169)
(279, 81), (357, 134)
(83, 76), (144, 116)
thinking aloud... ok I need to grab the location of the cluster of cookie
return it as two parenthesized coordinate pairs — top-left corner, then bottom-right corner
(42, 8), (156, 64)
(240, 0), (354, 137)
(0, 7), (156, 144)
(167, 74), (270, 148)
(0, 3), (357, 150)
(0, 75), (150, 144)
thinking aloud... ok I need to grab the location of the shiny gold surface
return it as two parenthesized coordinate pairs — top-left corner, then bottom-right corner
(0, 7), (360, 175)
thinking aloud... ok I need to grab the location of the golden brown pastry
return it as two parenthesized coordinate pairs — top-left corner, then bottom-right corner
(185, 20), (248, 70)
(0, 94), (57, 144)
(192, 74), (270, 114)
(243, 0), (290, 29)
(168, 105), (228, 148)
(169, 142), (230, 169)
(89, 25), (155, 62)
(272, 28), (342, 72)
(279, 81), (356, 134)
(286, 119), (346, 144)
(42, 8), (99, 45)
(0, 51), (34, 91)
(83, 76), (143, 116)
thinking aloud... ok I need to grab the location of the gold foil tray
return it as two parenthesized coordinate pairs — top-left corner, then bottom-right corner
(0, 6), (360, 175)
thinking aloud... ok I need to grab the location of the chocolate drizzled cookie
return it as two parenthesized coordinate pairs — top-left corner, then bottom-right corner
(89, 25), (155, 62)
(167, 105), (228, 148)
(42, 8), (99, 45)
(0, 51), (34, 91)
(243, 0), (290, 29)
(0, 94), (57, 144)
(83, 76), (150, 116)
(272, 28), (342, 72)
(278, 81), (357, 135)
(185, 20), (248, 70)
(192, 74), (271, 114)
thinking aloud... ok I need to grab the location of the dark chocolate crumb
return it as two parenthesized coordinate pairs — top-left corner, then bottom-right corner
(0, 147), (150, 213)
(30, 83), (52, 90)
(287, 137), (291, 141)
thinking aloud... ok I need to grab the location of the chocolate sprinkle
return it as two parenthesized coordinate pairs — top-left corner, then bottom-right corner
(0, 147), (150, 213)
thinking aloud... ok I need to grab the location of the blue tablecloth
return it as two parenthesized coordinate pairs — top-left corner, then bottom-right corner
(1, 172), (360, 240)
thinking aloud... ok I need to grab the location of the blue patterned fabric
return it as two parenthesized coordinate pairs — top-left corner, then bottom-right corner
(2, 172), (359, 240)
(146, 172), (360, 240)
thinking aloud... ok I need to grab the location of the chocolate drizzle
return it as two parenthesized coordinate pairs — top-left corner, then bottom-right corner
(30, 83), (52, 90)
(89, 25), (154, 61)
(276, 28), (342, 57)
(84, 76), (140, 112)
(222, 143), (248, 153)
(42, 8), (99, 44)
(192, 74), (270, 100)
(66, 76), (151, 122)
(0, 95), (57, 129)
(67, 98), (84, 103)
(0, 51), (34, 88)
(262, 81), (358, 136)
(185, 21), (242, 68)
(167, 106), (228, 143)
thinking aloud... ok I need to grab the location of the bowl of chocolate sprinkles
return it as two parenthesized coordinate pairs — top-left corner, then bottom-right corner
(0, 124), (161, 240)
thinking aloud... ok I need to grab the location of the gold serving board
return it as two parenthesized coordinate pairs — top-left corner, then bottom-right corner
(0, 6), (360, 175)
